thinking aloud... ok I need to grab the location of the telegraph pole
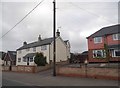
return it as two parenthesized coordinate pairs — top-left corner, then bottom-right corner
(53, 0), (56, 76)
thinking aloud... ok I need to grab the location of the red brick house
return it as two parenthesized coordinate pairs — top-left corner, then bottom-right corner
(87, 24), (120, 63)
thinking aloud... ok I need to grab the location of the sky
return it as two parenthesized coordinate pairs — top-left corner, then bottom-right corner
(0, 0), (119, 53)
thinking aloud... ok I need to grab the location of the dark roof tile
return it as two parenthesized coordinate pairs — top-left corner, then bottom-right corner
(17, 37), (54, 50)
(87, 24), (120, 38)
(17, 37), (68, 50)
(23, 53), (36, 58)
(8, 51), (16, 61)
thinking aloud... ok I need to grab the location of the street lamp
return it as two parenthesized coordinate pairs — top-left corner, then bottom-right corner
(84, 59), (88, 77)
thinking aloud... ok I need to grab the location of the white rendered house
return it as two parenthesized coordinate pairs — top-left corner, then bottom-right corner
(16, 30), (70, 66)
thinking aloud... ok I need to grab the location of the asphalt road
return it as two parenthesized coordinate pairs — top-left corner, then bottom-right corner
(2, 69), (119, 87)
(2, 78), (28, 86)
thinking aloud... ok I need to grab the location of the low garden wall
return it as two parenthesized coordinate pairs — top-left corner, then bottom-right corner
(2, 66), (10, 71)
(56, 61), (69, 66)
(56, 66), (119, 80)
(17, 65), (35, 73)
(2, 64), (52, 73)
(34, 64), (52, 72)
(2, 61), (68, 73)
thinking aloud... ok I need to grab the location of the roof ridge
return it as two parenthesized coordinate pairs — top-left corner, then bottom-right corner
(17, 37), (54, 50)
(87, 24), (120, 38)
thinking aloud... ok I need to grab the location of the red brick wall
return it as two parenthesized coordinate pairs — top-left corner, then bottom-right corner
(87, 34), (120, 63)
(88, 49), (107, 63)
(107, 35), (119, 45)
(88, 35), (120, 50)
(88, 49), (119, 63)
(88, 37), (105, 50)
(57, 67), (119, 80)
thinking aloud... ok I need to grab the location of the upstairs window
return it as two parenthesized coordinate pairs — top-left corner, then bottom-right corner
(113, 33), (120, 40)
(94, 37), (102, 44)
(41, 45), (47, 50)
(33, 47), (36, 52)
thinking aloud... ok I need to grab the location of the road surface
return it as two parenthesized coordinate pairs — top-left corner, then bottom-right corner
(2, 69), (119, 87)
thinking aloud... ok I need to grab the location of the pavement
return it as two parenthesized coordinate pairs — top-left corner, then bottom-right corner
(67, 63), (119, 68)
(2, 69), (119, 87)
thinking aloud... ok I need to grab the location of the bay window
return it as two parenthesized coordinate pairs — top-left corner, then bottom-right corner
(93, 50), (106, 58)
(111, 49), (120, 57)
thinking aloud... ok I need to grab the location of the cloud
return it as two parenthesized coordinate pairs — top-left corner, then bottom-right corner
(1, 1), (118, 53)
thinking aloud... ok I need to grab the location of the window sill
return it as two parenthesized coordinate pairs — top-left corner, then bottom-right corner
(93, 57), (106, 59)
(112, 56), (120, 58)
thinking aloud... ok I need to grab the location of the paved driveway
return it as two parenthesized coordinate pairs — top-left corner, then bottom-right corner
(2, 69), (119, 86)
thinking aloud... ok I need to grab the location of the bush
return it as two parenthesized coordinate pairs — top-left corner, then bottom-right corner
(34, 52), (47, 66)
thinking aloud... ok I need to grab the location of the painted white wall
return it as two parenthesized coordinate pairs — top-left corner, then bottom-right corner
(66, 41), (71, 59)
(16, 37), (70, 66)
(50, 37), (70, 62)
(16, 45), (50, 66)
(0, 59), (2, 65)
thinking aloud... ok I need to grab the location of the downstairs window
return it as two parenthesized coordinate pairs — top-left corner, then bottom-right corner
(93, 50), (106, 58)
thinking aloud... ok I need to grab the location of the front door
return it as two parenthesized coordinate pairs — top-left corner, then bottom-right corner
(27, 57), (29, 65)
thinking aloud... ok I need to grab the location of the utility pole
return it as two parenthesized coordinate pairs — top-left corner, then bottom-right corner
(53, 0), (56, 76)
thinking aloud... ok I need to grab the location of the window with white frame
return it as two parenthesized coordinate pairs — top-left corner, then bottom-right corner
(33, 47), (36, 52)
(94, 37), (102, 43)
(30, 58), (34, 62)
(113, 33), (120, 40)
(23, 58), (27, 62)
(112, 49), (120, 57)
(93, 50), (106, 58)
(41, 45), (47, 50)
(18, 58), (21, 62)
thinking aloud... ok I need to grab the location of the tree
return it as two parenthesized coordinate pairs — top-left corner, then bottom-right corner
(34, 52), (47, 66)
(104, 35), (110, 67)
(104, 43), (110, 66)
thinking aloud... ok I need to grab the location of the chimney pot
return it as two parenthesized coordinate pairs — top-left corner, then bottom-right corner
(23, 41), (27, 46)
(56, 29), (60, 37)
(38, 35), (42, 41)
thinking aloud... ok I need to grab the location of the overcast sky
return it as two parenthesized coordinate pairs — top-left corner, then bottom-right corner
(0, 0), (119, 53)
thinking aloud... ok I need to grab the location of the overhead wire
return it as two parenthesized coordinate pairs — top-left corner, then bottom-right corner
(1, 0), (45, 39)
(68, 2), (115, 24)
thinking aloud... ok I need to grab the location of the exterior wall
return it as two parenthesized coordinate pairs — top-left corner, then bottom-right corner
(2, 65), (52, 73)
(16, 37), (70, 66)
(88, 35), (120, 50)
(66, 42), (71, 59)
(57, 67), (119, 80)
(3, 53), (12, 66)
(88, 49), (120, 63)
(88, 37), (105, 50)
(88, 50), (107, 63)
(88, 34), (120, 63)
(0, 59), (3, 65)
(0, 59), (1, 65)
(50, 37), (69, 62)
(16, 45), (50, 66)
(107, 35), (119, 45)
